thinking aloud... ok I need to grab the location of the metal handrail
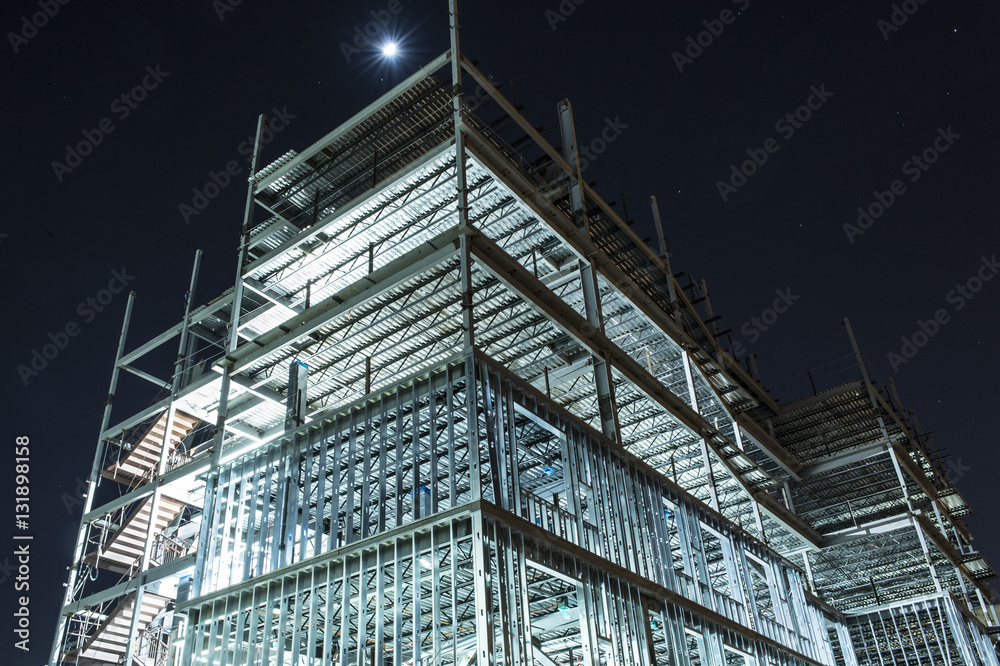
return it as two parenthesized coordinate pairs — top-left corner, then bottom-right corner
(152, 532), (190, 566)
(133, 626), (169, 666)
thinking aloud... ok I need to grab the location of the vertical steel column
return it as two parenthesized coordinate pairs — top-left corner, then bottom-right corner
(943, 596), (977, 665)
(663, 603), (692, 666)
(451, 3), (482, 507)
(844, 318), (943, 594)
(731, 418), (746, 452)
(393, 540), (403, 666)
(471, 512), (495, 666)
(557, 98), (621, 446)
(680, 352), (719, 512)
(431, 527), (443, 666)
(516, 533), (535, 666)
(976, 588), (998, 625)
(701, 624), (727, 666)
(649, 196), (676, 307)
(374, 543), (387, 666)
(210, 112), (266, 470)
(450, 8), (494, 666)
(736, 547), (762, 634)
(126, 249), (203, 663)
(576, 567), (600, 666)
(193, 113), (266, 603)
(801, 551), (818, 597)
(765, 559), (791, 646)
(495, 525), (517, 666)
(450, 522), (460, 666)
(356, 550), (370, 666)
(926, 481), (973, 606)
(49, 290), (136, 666)
(836, 622), (859, 666)
(649, 197), (684, 330)
(720, 530), (750, 625)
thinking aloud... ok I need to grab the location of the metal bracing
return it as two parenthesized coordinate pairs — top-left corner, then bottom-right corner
(49, 291), (137, 666)
(159, 348), (836, 665)
(474, 353), (833, 663)
(771, 371), (994, 629)
(53, 39), (1000, 666)
(843, 594), (1000, 666)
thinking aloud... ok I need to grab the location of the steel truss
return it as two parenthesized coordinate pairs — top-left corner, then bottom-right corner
(51, 30), (997, 666)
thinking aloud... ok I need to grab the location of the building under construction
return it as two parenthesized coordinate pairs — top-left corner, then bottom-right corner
(51, 26), (1000, 666)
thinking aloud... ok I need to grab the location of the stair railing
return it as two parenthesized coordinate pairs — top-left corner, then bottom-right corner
(151, 532), (191, 567)
(132, 626), (169, 666)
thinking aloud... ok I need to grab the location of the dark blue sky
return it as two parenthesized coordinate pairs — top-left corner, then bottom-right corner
(2, 1), (998, 662)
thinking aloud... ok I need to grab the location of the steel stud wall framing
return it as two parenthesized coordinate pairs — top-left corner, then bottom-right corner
(51, 21), (998, 666)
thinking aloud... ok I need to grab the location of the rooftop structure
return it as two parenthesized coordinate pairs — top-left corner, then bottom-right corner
(51, 14), (999, 666)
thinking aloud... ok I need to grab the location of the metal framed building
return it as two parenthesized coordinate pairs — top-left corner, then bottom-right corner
(50, 13), (999, 666)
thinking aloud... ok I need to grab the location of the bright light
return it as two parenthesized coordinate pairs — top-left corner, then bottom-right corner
(381, 42), (398, 57)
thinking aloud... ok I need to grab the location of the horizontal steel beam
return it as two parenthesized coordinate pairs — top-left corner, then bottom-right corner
(225, 228), (464, 376)
(802, 441), (888, 477)
(99, 369), (221, 443)
(479, 500), (827, 666)
(176, 503), (474, 612)
(467, 229), (804, 546)
(821, 514), (912, 547)
(461, 54), (780, 417)
(736, 414), (804, 480)
(83, 452), (212, 523)
(59, 553), (196, 618)
(254, 50), (452, 193)
(461, 128), (796, 482)
(476, 351), (810, 570)
(245, 140), (454, 278)
(116, 291), (234, 368)
(119, 363), (171, 390)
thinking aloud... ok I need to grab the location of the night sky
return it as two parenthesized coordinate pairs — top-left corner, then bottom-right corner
(2, 1), (998, 663)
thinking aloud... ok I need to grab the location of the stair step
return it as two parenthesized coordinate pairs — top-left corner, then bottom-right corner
(62, 591), (172, 663)
(104, 410), (200, 483)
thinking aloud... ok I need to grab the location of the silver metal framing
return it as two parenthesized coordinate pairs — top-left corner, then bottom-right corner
(50, 17), (998, 666)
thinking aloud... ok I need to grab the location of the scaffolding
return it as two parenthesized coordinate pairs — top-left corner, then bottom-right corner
(50, 13), (999, 666)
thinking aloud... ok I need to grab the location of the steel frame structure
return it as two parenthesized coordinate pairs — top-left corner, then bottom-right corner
(51, 14), (999, 666)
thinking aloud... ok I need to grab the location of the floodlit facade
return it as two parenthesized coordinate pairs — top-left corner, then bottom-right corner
(51, 36), (999, 666)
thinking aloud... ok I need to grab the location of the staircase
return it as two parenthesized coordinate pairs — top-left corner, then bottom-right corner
(63, 410), (200, 664)
(102, 410), (200, 488)
(84, 494), (189, 574)
(61, 591), (171, 665)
